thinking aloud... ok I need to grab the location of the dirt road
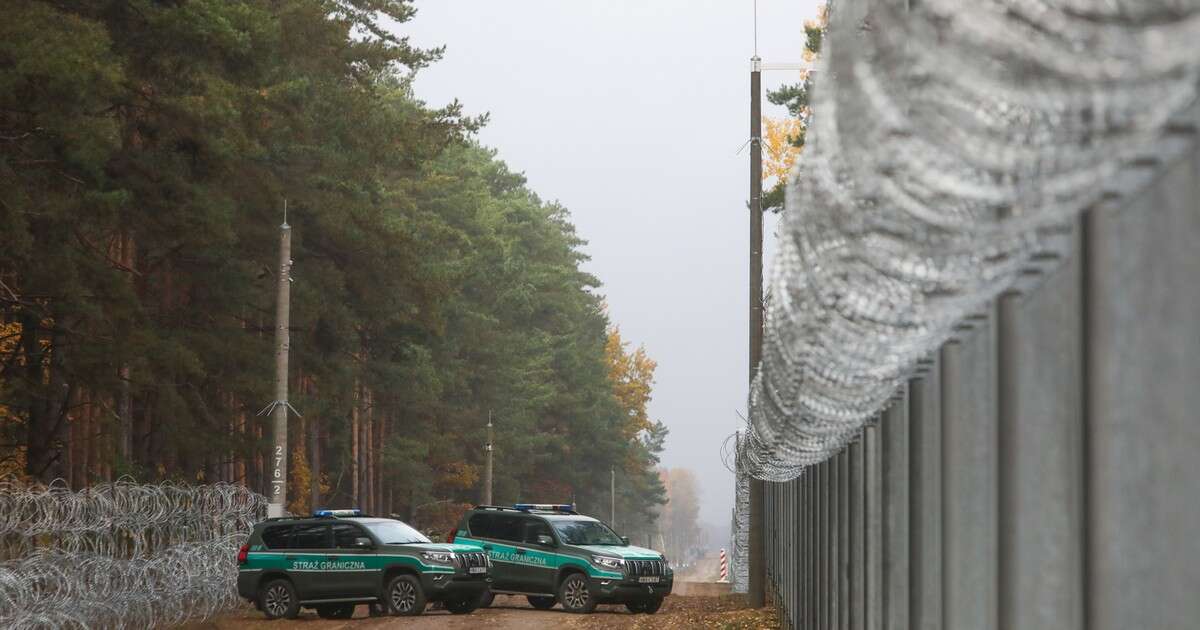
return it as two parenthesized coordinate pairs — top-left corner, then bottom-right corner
(187, 594), (777, 630)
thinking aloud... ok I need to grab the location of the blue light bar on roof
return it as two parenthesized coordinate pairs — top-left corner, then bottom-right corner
(514, 503), (575, 512)
(313, 508), (362, 517)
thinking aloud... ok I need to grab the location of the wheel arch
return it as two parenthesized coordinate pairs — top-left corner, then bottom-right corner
(256, 571), (293, 593)
(382, 563), (422, 588)
(556, 564), (589, 589)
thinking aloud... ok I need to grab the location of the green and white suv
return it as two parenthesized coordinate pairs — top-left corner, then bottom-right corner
(451, 504), (673, 614)
(237, 509), (491, 619)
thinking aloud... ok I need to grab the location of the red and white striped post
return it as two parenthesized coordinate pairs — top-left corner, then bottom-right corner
(719, 548), (729, 582)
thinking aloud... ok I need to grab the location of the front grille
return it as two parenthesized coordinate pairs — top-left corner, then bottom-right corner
(625, 559), (666, 578)
(457, 551), (490, 570)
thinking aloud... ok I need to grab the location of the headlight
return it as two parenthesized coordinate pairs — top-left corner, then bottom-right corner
(421, 551), (456, 566)
(591, 555), (625, 570)
(661, 555), (671, 569)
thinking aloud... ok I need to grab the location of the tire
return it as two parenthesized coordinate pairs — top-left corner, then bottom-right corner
(258, 579), (300, 620)
(527, 595), (557, 610)
(316, 603), (355, 619)
(445, 598), (478, 615)
(625, 600), (647, 614)
(477, 591), (495, 609)
(643, 597), (664, 614)
(558, 573), (597, 614)
(386, 574), (427, 616)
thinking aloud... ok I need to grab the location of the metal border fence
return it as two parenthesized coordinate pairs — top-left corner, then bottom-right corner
(762, 139), (1200, 629)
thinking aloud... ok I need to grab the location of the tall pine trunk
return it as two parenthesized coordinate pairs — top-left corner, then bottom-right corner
(309, 376), (321, 511)
(115, 231), (135, 466)
(364, 389), (374, 515)
(351, 380), (360, 506)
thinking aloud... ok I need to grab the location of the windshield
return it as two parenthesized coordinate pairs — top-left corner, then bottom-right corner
(363, 520), (431, 545)
(551, 520), (624, 546)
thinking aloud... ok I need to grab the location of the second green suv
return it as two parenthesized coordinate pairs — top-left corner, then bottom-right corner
(237, 509), (491, 619)
(451, 504), (673, 614)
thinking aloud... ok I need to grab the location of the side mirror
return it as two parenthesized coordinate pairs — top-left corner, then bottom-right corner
(354, 537), (373, 549)
(536, 534), (555, 547)
(620, 536), (630, 546)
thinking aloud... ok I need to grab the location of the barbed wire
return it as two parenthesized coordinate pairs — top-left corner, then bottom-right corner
(723, 428), (750, 592)
(0, 478), (267, 629)
(742, 0), (1200, 481)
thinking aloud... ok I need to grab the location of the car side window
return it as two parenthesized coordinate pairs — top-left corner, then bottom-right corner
(261, 525), (294, 549)
(289, 523), (331, 549)
(333, 523), (367, 549)
(468, 513), (495, 539)
(491, 515), (524, 543)
(523, 519), (553, 544)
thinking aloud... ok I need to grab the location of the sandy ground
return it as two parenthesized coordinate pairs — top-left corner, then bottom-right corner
(185, 594), (777, 630)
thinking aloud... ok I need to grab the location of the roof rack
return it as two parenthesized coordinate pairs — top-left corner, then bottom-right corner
(514, 503), (578, 515)
(472, 504), (579, 515)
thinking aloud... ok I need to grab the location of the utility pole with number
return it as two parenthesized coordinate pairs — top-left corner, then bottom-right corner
(747, 55), (767, 609)
(268, 207), (293, 518)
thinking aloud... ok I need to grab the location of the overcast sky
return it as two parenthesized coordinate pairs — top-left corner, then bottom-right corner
(405, 1), (822, 531)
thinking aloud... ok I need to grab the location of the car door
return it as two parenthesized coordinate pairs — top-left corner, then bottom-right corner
(471, 513), (525, 591)
(517, 517), (560, 594)
(331, 522), (377, 598)
(287, 523), (334, 600)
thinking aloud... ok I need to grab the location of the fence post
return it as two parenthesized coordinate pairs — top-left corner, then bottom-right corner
(1086, 148), (1200, 630)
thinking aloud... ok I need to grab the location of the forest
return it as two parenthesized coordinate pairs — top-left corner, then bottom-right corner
(0, 1), (667, 538)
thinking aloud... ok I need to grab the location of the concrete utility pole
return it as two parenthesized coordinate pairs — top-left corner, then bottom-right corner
(268, 206), (293, 518)
(611, 467), (617, 526)
(483, 411), (494, 505)
(747, 55), (768, 609)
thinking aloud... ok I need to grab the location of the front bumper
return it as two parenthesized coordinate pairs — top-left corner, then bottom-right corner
(589, 574), (673, 603)
(421, 571), (491, 602)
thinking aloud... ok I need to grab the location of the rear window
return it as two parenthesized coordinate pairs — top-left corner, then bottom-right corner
(261, 525), (293, 549)
(468, 513), (495, 538)
(290, 524), (331, 549)
(468, 512), (529, 542)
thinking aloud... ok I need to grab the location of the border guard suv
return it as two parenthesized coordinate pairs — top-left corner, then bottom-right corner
(237, 509), (491, 619)
(451, 504), (673, 614)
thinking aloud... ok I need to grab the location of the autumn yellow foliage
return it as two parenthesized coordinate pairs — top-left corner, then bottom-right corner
(0, 321), (24, 478)
(287, 445), (330, 516)
(605, 327), (657, 439)
(763, 116), (804, 187)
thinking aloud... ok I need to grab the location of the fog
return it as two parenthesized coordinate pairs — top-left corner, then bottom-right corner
(405, 0), (822, 536)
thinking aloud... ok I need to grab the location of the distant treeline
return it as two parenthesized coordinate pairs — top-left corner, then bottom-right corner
(0, 1), (666, 535)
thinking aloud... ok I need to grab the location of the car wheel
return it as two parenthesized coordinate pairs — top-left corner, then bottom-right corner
(625, 600), (647, 614)
(386, 574), (427, 616)
(477, 590), (495, 608)
(643, 597), (664, 614)
(445, 598), (478, 615)
(558, 573), (597, 614)
(316, 603), (355, 619)
(258, 579), (300, 620)
(527, 595), (557, 610)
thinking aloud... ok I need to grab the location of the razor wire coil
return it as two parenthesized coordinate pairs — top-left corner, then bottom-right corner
(741, 0), (1200, 482)
(0, 479), (267, 629)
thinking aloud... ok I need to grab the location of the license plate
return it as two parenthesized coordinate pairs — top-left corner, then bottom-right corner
(638, 576), (660, 584)
(469, 567), (487, 574)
